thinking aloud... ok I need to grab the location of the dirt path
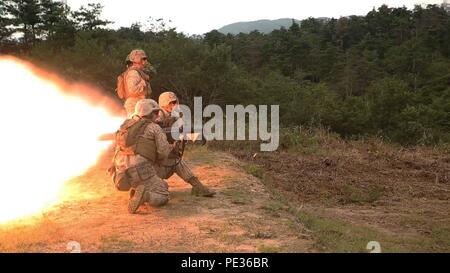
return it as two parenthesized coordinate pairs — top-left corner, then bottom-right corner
(0, 147), (314, 253)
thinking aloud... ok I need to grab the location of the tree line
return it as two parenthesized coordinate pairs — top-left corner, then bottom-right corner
(1, 0), (449, 145)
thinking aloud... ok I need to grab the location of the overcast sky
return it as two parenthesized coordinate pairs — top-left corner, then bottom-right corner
(66, 0), (444, 34)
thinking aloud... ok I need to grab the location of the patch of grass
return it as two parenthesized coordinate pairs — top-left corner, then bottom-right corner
(260, 201), (288, 217)
(183, 145), (218, 165)
(243, 164), (264, 179)
(222, 188), (252, 205)
(430, 227), (450, 247)
(251, 231), (275, 239)
(398, 215), (450, 252)
(254, 175), (404, 252)
(258, 244), (280, 253)
(219, 233), (246, 245)
(296, 210), (410, 252)
(99, 235), (137, 253)
(341, 185), (385, 204)
(208, 126), (340, 156)
(280, 129), (321, 155)
(209, 225), (247, 245)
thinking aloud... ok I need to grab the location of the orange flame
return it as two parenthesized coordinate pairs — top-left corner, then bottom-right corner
(0, 56), (124, 223)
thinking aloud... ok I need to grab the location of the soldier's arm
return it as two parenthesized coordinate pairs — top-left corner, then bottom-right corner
(147, 123), (172, 161)
(159, 111), (179, 128)
(125, 70), (147, 97)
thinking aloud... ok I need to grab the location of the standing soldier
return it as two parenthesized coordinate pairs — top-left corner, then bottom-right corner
(157, 91), (216, 197)
(111, 99), (172, 213)
(120, 49), (153, 117)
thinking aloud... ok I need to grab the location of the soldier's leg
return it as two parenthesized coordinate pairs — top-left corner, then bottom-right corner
(176, 159), (215, 197)
(145, 176), (169, 207)
(126, 166), (148, 214)
(128, 183), (146, 213)
(154, 163), (175, 179)
(127, 162), (161, 213)
(110, 165), (145, 213)
(174, 159), (195, 181)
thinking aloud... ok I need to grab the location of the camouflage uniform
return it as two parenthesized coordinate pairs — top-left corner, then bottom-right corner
(113, 121), (171, 204)
(157, 92), (215, 197)
(155, 108), (194, 181)
(155, 151), (196, 182)
(112, 99), (171, 213)
(123, 49), (153, 117)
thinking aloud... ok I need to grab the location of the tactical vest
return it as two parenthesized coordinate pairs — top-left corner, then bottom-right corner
(115, 118), (157, 162)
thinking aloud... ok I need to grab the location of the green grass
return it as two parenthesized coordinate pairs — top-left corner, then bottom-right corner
(292, 209), (450, 253)
(398, 215), (450, 252)
(222, 188), (252, 205)
(183, 145), (218, 165)
(429, 227), (450, 249)
(341, 185), (385, 204)
(208, 126), (337, 156)
(297, 211), (399, 252)
(255, 184), (411, 252)
(260, 201), (288, 217)
(279, 127), (325, 155)
(243, 164), (265, 179)
(262, 181), (450, 252)
(258, 244), (280, 253)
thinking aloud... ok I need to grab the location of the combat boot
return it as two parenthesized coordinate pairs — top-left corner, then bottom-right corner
(188, 177), (216, 197)
(128, 184), (146, 214)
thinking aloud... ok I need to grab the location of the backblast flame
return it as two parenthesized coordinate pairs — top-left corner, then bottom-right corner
(0, 56), (124, 223)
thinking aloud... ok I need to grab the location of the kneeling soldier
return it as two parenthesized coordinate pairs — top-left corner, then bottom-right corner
(111, 99), (174, 213)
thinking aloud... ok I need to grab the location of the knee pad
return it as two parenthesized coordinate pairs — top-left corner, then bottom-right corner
(147, 192), (169, 207)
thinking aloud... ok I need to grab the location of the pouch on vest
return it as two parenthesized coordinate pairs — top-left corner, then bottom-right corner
(136, 162), (156, 181)
(134, 137), (157, 162)
(116, 118), (158, 162)
(125, 119), (149, 146)
(115, 119), (148, 150)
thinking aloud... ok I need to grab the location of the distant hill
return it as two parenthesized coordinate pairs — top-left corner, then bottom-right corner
(217, 18), (332, 35)
(217, 18), (302, 35)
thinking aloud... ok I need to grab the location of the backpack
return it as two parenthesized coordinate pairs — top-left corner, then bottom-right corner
(116, 69), (130, 100)
(115, 118), (150, 151)
(115, 118), (158, 162)
(116, 68), (149, 100)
